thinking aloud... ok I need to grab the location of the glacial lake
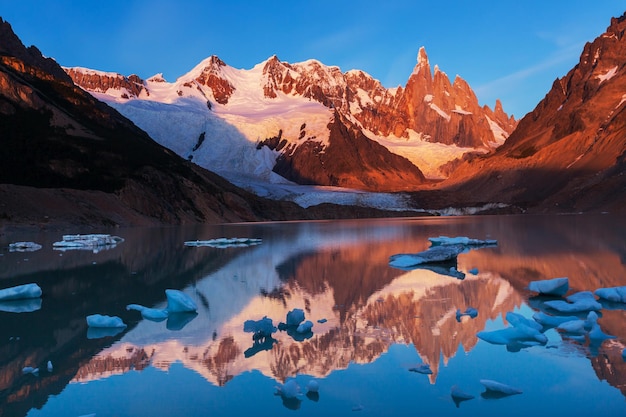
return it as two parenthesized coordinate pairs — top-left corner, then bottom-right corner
(1, 214), (625, 416)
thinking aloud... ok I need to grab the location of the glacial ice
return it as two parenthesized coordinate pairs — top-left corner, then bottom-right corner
(184, 237), (262, 248)
(409, 363), (433, 374)
(528, 277), (569, 296)
(544, 291), (602, 313)
(594, 286), (626, 303)
(428, 236), (497, 247)
(244, 316), (277, 339)
(276, 379), (301, 398)
(22, 366), (39, 375)
(0, 283), (42, 301)
(389, 245), (466, 269)
(0, 298), (42, 313)
(306, 380), (319, 393)
(506, 312), (542, 331)
(53, 234), (124, 252)
(532, 312), (579, 328)
(86, 314), (127, 328)
(126, 304), (169, 321)
(8, 241), (42, 252)
(480, 379), (522, 395)
(296, 320), (313, 333)
(286, 308), (305, 326)
(478, 311), (547, 347)
(165, 289), (197, 313)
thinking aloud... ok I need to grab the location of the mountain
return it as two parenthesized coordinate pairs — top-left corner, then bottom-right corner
(0, 17), (320, 229)
(65, 49), (515, 194)
(434, 13), (626, 213)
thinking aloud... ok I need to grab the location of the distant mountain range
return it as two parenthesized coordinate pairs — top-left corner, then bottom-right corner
(1, 12), (625, 228)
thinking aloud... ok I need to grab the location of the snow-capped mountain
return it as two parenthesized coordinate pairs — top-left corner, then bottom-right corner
(65, 48), (516, 194)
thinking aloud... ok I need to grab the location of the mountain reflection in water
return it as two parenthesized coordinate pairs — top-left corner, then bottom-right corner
(1, 215), (625, 416)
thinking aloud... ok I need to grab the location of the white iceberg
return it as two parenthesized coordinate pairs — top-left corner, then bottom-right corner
(480, 379), (522, 395)
(409, 363), (433, 374)
(86, 314), (127, 328)
(184, 237), (262, 248)
(532, 312), (579, 328)
(428, 236), (497, 247)
(0, 283), (42, 301)
(594, 286), (626, 303)
(528, 277), (569, 296)
(126, 304), (169, 321)
(296, 320), (313, 334)
(389, 245), (465, 269)
(478, 326), (547, 346)
(8, 242), (42, 252)
(286, 308), (305, 326)
(544, 291), (602, 313)
(53, 234), (124, 252)
(165, 289), (197, 313)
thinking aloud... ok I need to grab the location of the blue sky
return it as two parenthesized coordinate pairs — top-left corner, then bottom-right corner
(1, 1), (623, 118)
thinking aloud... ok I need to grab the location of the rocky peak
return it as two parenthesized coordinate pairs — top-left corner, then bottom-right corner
(64, 68), (145, 99)
(193, 55), (234, 104)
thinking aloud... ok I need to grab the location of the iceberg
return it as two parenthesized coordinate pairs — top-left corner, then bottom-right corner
(306, 380), (319, 393)
(480, 379), (522, 396)
(296, 320), (313, 334)
(506, 312), (543, 331)
(594, 286), (626, 303)
(8, 241), (42, 252)
(478, 326), (547, 346)
(165, 289), (197, 313)
(276, 379), (301, 399)
(544, 291), (602, 313)
(53, 234), (124, 252)
(389, 245), (466, 269)
(22, 366), (39, 375)
(451, 385), (475, 407)
(409, 363), (433, 374)
(244, 316), (277, 340)
(126, 304), (169, 321)
(528, 277), (569, 296)
(184, 237), (262, 248)
(86, 314), (127, 328)
(0, 298), (42, 313)
(428, 236), (497, 247)
(532, 312), (579, 328)
(456, 307), (478, 322)
(286, 308), (305, 326)
(0, 283), (42, 301)
(47, 361), (53, 372)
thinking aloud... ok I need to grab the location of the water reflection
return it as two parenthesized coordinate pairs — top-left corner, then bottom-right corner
(0, 215), (625, 416)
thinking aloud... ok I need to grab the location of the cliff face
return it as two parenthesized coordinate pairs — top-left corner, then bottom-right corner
(437, 13), (626, 213)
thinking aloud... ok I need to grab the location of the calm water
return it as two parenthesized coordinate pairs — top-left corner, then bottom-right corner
(0, 214), (625, 416)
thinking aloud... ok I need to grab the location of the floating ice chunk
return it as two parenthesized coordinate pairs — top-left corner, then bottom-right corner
(165, 289), (197, 313)
(244, 316), (277, 339)
(317, 318), (327, 324)
(126, 304), (169, 321)
(506, 312), (543, 331)
(0, 298), (42, 313)
(306, 380), (319, 393)
(47, 361), (53, 372)
(532, 312), (579, 328)
(184, 237), (262, 248)
(595, 286), (626, 303)
(8, 242), (42, 252)
(544, 292), (602, 313)
(456, 307), (478, 322)
(428, 236), (497, 247)
(286, 308), (305, 326)
(480, 379), (522, 395)
(389, 245), (465, 269)
(468, 268), (479, 275)
(528, 277), (569, 296)
(276, 379), (301, 399)
(86, 314), (127, 328)
(22, 366), (39, 375)
(557, 320), (587, 335)
(409, 363), (433, 374)
(0, 283), (42, 301)
(478, 325), (547, 346)
(296, 320), (313, 334)
(53, 234), (123, 252)
(451, 385), (475, 403)
(588, 323), (616, 341)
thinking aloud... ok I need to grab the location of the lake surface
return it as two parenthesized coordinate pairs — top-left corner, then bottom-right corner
(1, 214), (625, 416)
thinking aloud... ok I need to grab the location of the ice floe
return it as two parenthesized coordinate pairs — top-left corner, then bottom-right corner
(165, 289), (198, 313)
(184, 237), (262, 248)
(0, 283), (42, 301)
(296, 320), (314, 334)
(450, 385), (475, 407)
(428, 236), (497, 247)
(47, 361), (53, 372)
(544, 291), (602, 313)
(22, 366), (39, 376)
(0, 298), (42, 313)
(306, 380), (319, 393)
(244, 316), (277, 340)
(594, 286), (626, 303)
(480, 379), (522, 396)
(86, 314), (127, 328)
(477, 311), (547, 348)
(456, 307), (478, 322)
(8, 241), (42, 252)
(528, 277), (569, 296)
(531, 312), (579, 328)
(126, 304), (169, 321)
(53, 234), (124, 252)
(285, 308), (305, 326)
